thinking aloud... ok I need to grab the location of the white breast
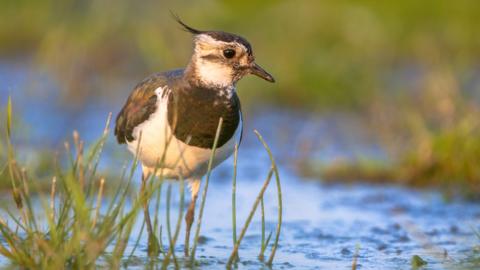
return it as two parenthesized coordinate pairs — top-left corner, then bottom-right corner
(127, 87), (242, 179)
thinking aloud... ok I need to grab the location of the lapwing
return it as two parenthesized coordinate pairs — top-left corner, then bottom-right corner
(114, 17), (275, 255)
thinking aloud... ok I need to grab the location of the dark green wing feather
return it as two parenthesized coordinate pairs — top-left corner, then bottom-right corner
(114, 70), (183, 144)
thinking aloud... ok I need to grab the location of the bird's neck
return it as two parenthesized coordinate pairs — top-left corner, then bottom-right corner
(185, 55), (235, 89)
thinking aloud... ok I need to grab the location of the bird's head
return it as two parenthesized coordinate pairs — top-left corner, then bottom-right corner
(176, 17), (275, 88)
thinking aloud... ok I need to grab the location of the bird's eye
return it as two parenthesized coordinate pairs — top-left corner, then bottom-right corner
(223, 49), (236, 59)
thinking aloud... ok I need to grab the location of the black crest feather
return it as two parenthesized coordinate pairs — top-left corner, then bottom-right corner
(170, 12), (253, 55)
(171, 12), (203, 35)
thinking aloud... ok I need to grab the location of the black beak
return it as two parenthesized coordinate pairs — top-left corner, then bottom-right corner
(249, 63), (275, 83)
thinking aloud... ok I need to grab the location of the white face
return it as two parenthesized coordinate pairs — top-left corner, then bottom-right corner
(192, 34), (252, 88)
(196, 57), (233, 88)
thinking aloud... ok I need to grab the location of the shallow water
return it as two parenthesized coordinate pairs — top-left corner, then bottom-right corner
(1, 62), (479, 269)
(124, 142), (479, 270)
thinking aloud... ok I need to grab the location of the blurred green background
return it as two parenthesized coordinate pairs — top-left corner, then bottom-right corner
(1, 0), (479, 108)
(1, 0), (480, 195)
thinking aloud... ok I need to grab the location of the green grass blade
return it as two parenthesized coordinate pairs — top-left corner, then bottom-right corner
(227, 167), (274, 266)
(259, 197), (266, 260)
(232, 143), (239, 247)
(163, 183), (175, 269)
(227, 168), (273, 268)
(254, 130), (283, 266)
(126, 218), (146, 260)
(190, 118), (223, 263)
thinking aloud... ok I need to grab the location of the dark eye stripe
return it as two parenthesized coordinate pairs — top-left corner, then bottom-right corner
(201, 54), (221, 60)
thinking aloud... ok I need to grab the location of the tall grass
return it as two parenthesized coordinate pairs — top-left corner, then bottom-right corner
(0, 101), (145, 268)
(0, 100), (283, 268)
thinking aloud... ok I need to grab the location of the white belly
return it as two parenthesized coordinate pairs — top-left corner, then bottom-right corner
(127, 87), (241, 179)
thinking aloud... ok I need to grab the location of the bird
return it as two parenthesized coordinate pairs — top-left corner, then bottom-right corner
(114, 17), (275, 256)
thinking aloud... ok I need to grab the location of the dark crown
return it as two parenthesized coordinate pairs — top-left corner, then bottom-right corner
(172, 14), (253, 55)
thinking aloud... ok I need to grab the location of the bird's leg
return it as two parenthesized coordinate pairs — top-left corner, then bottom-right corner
(141, 171), (160, 256)
(184, 178), (201, 257)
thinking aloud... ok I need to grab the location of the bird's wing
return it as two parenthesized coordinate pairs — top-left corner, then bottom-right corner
(114, 70), (183, 144)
